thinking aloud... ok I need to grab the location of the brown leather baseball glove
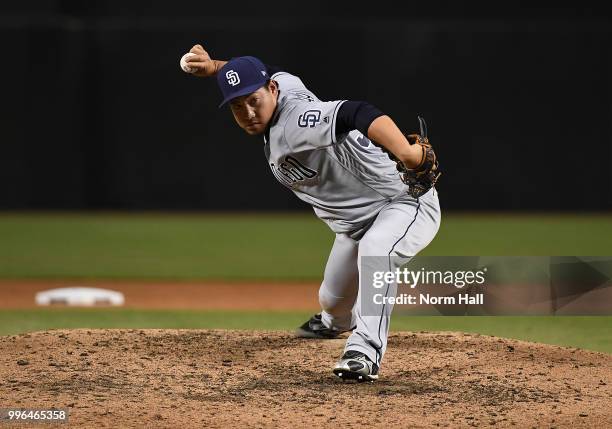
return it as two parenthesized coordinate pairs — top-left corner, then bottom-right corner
(383, 116), (441, 198)
(398, 133), (441, 198)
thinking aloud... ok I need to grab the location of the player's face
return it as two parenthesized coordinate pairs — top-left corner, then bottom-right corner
(229, 81), (278, 135)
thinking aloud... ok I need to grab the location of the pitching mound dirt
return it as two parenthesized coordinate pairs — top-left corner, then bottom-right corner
(1, 330), (610, 428)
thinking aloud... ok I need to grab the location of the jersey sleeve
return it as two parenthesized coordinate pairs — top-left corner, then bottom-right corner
(271, 71), (322, 102)
(271, 71), (307, 92)
(283, 100), (347, 151)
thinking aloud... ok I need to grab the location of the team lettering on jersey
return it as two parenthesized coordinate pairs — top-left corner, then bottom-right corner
(292, 90), (316, 102)
(270, 156), (318, 187)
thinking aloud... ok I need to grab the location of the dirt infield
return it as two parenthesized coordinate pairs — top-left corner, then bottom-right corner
(1, 329), (610, 428)
(0, 280), (320, 310)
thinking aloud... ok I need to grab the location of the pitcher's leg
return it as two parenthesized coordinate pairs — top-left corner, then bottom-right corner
(345, 190), (441, 366)
(318, 233), (359, 331)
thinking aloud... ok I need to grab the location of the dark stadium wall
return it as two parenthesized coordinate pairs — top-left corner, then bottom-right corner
(1, 1), (610, 210)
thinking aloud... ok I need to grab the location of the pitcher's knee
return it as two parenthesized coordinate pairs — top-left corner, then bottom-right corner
(319, 285), (355, 315)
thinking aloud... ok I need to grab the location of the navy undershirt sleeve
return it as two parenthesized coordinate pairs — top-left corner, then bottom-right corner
(335, 101), (385, 140)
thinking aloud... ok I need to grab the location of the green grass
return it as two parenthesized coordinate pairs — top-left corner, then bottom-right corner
(0, 309), (310, 334)
(0, 213), (332, 280)
(391, 315), (612, 353)
(0, 309), (609, 353)
(1, 214), (609, 353)
(0, 213), (611, 280)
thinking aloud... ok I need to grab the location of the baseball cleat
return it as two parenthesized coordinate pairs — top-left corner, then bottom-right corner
(295, 313), (344, 339)
(333, 350), (379, 382)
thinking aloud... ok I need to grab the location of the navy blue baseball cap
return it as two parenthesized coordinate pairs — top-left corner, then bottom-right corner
(217, 56), (270, 108)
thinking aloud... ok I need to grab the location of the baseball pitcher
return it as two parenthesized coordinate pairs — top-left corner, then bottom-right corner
(181, 45), (441, 382)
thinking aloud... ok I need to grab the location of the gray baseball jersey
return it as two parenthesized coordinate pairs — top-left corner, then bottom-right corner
(264, 72), (410, 236)
(264, 71), (441, 368)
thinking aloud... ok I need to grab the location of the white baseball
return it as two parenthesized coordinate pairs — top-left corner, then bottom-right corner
(180, 53), (197, 73)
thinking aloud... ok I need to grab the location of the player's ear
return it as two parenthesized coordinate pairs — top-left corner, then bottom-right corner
(268, 79), (278, 95)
